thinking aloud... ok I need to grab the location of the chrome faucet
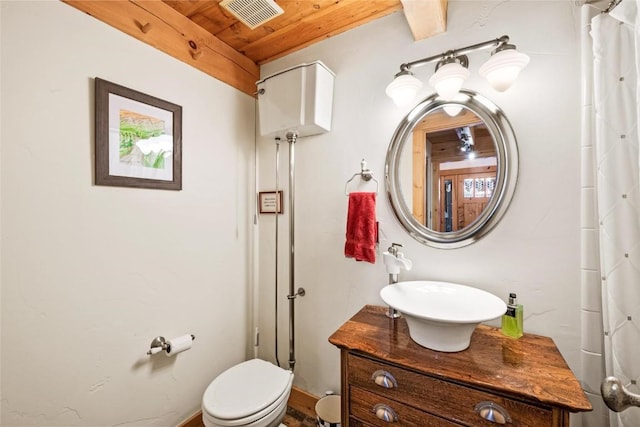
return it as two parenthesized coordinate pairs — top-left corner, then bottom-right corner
(388, 243), (400, 257)
(383, 243), (413, 318)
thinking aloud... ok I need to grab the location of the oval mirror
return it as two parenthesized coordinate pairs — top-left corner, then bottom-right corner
(385, 90), (518, 249)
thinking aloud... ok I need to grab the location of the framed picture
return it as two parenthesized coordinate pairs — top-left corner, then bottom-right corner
(94, 78), (182, 190)
(259, 191), (284, 214)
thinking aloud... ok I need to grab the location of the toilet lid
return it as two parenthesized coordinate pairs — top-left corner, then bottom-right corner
(203, 359), (292, 420)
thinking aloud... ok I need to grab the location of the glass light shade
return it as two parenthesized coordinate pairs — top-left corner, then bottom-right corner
(428, 62), (470, 101)
(443, 105), (463, 117)
(479, 48), (530, 92)
(385, 73), (423, 107)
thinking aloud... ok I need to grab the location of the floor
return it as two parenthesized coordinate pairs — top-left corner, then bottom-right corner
(190, 407), (317, 427)
(282, 406), (318, 427)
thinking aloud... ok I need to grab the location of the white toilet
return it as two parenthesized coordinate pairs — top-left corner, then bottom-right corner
(202, 358), (294, 427)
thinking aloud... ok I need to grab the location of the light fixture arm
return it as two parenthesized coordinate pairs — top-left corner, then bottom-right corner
(397, 35), (511, 75)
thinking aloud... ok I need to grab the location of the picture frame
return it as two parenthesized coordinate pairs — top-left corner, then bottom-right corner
(259, 191), (284, 214)
(94, 78), (182, 190)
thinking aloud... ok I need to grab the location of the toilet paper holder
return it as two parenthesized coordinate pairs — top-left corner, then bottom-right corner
(147, 334), (195, 355)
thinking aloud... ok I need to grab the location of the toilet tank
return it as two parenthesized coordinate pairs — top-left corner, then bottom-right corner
(256, 61), (335, 138)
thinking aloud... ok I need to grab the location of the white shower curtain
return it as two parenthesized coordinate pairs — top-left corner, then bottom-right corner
(589, 2), (640, 426)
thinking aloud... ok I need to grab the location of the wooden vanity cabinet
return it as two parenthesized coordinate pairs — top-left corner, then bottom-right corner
(329, 305), (592, 427)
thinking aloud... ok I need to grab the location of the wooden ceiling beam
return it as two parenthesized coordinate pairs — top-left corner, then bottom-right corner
(189, 3), (238, 38)
(63, 0), (260, 96)
(400, 0), (447, 41)
(161, 0), (216, 18)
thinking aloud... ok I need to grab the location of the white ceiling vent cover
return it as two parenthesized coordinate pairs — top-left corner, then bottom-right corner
(220, 0), (284, 29)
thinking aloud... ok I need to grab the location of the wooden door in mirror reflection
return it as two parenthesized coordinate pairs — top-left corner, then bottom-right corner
(436, 168), (496, 232)
(411, 109), (497, 230)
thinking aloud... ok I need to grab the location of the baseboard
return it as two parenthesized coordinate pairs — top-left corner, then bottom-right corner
(178, 386), (320, 427)
(288, 386), (320, 418)
(179, 410), (203, 427)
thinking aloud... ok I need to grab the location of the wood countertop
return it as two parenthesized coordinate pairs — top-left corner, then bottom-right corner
(328, 305), (592, 413)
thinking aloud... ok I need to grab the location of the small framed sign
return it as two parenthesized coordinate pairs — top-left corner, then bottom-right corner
(259, 191), (283, 214)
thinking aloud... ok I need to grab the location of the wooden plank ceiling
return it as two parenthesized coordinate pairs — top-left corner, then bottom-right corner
(63, 0), (447, 96)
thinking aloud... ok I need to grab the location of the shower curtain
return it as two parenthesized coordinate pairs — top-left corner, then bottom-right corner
(583, 1), (640, 426)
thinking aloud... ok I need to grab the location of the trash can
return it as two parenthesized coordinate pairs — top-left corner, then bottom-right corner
(315, 394), (341, 427)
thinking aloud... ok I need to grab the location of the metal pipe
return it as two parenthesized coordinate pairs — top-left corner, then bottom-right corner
(274, 137), (281, 368)
(286, 131), (298, 371)
(386, 243), (402, 319)
(603, 0), (622, 14)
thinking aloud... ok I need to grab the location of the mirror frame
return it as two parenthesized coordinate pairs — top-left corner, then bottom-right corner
(385, 90), (518, 249)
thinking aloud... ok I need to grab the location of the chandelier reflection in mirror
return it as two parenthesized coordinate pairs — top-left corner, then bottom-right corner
(385, 35), (530, 107)
(456, 127), (475, 158)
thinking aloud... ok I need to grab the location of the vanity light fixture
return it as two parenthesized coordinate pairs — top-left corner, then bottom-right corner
(428, 57), (470, 101)
(384, 71), (424, 108)
(478, 43), (530, 92)
(386, 35), (529, 107)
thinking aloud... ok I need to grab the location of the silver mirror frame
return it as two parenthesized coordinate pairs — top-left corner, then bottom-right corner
(385, 90), (518, 249)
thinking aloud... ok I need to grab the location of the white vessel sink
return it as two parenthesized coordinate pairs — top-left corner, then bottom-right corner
(380, 280), (507, 352)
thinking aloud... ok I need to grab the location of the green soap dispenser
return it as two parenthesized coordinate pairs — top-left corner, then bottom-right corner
(501, 292), (523, 339)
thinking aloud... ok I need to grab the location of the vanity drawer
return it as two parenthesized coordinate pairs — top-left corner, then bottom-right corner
(348, 354), (553, 426)
(350, 386), (460, 427)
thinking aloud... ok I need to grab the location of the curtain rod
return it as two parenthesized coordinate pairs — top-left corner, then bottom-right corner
(603, 0), (622, 14)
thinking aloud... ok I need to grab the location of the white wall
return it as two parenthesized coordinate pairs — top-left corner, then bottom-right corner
(1, 2), (255, 425)
(0, 0), (4, 412)
(0, 0), (591, 425)
(257, 0), (584, 404)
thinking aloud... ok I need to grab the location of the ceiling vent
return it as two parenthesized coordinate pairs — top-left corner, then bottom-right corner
(220, 0), (284, 30)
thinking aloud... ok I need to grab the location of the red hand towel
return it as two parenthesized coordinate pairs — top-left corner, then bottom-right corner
(344, 192), (377, 264)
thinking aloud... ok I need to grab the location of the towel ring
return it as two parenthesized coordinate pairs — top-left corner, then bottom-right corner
(345, 159), (379, 195)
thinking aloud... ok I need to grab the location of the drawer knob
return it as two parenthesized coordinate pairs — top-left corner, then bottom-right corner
(474, 401), (512, 424)
(373, 404), (398, 422)
(371, 370), (398, 389)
